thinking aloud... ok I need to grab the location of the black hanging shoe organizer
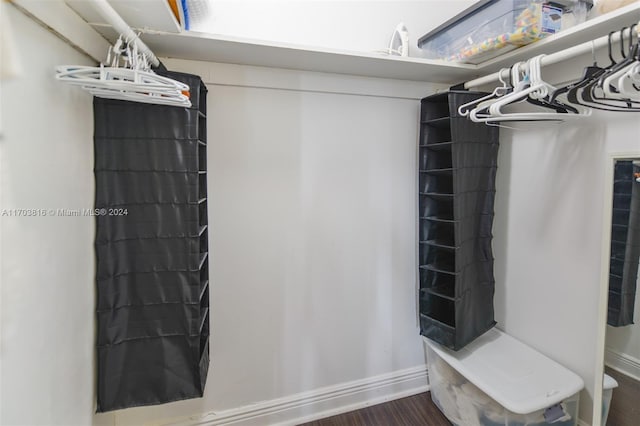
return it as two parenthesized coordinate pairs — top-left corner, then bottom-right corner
(94, 72), (210, 411)
(418, 91), (499, 351)
(608, 161), (640, 327)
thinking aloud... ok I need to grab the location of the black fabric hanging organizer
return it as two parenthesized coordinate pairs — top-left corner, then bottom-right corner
(608, 161), (639, 327)
(418, 91), (499, 351)
(94, 72), (210, 412)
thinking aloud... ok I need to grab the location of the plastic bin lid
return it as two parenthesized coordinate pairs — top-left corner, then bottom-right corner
(603, 373), (619, 390)
(424, 328), (585, 414)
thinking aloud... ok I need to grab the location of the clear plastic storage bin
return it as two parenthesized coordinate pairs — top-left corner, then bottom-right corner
(424, 328), (584, 426)
(418, 0), (565, 64)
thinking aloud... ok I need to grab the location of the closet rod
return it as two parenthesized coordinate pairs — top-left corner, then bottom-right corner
(464, 25), (639, 89)
(88, 0), (160, 67)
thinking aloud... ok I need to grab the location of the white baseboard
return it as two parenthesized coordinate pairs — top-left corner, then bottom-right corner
(605, 349), (640, 381)
(577, 419), (590, 426)
(163, 365), (429, 426)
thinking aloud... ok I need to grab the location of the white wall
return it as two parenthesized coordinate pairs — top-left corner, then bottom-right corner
(492, 54), (640, 425)
(0, 5), (112, 426)
(195, 0), (475, 57)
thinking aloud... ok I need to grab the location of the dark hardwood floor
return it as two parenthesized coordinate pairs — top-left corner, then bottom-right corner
(298, 393), (451, 426)
(605, 367), (640, 426)
(300, 375), (640, 426)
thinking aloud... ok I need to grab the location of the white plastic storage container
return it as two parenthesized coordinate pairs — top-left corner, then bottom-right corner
(601, 374), (618, 426)
(424, 328), (585, 426)
(417, 0), (589, 64)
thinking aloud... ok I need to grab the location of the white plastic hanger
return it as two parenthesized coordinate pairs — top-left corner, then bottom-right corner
(618, 63), (640, 99)
(600, 26), (640, 101)
(608, 51), (640, 102)
(56, 66), (189, 92)
(472, 56), (590, 123)
(602, 58), (640, 101)
(457, 68), (511, 117)
(469, 62), (532, 123)
(573, 28), (640, 111)
(619, 26), (640, 99)
(56, 35), (191, 107)
(469, 62), (528, 123)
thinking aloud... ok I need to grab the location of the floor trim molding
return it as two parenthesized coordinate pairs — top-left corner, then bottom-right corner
(163, 365), (429, 426)
(605, 349), (640, 381)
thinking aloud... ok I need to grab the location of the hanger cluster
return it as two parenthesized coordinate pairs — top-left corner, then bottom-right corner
(459, 24), (640, 124)
(56, 35), (191, 108)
